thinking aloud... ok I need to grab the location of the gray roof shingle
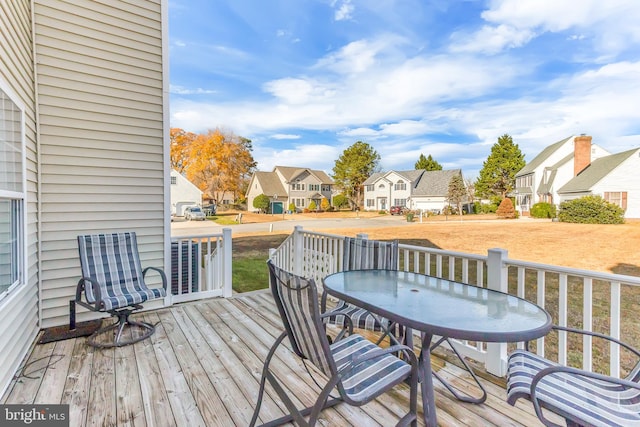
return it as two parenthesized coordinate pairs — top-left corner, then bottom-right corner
(558, 148), (639, 193)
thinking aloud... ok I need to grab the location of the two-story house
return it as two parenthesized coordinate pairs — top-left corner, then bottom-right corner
(515, 135), (640, 217)
(245, 166), (334, 213)
(363, 169), (463, 213)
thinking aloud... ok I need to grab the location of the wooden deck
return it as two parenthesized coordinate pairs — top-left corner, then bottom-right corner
(2, 291), (550, 426)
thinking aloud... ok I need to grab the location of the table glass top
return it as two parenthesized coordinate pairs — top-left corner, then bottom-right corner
(323, 270), (551, 342)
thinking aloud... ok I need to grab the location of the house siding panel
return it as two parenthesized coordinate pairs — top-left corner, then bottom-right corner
(0, 0), (39, 399)
(34, 0), (167, 327)
(590, 151), (640, 218)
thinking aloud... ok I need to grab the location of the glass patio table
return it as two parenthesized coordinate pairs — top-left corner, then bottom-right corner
(323, 269), (552, 427)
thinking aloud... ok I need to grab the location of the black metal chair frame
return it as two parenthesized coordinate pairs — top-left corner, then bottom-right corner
(250, 261), (418, 427)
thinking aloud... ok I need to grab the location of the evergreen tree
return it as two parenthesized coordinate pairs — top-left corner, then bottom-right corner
(332, 141), (380, 209)
(415, 153), (443, 171)
(447, 173), (466, 215)
(475, 134), (525, 199)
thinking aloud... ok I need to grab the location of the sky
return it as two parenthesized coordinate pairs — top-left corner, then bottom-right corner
(168, 0), (640, 178)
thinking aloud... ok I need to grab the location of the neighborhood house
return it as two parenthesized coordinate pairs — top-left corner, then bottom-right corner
(363, 169), (464, 213)
(515, 135), (640, 218)
(170, 169), (203, 216)
(245, 166), (334, 213)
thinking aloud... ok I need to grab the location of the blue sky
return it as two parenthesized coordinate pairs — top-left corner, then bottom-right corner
(168, 0), (640, 178)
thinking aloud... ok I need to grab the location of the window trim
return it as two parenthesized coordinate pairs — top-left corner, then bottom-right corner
(0, 79), (27, 303)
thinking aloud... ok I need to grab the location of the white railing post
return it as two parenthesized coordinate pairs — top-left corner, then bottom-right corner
(486, 248), (508, 376)
(293, 225), (304, 275)
(222, 228), (233, 297)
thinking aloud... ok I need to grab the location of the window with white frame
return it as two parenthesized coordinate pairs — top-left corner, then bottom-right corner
(170, 176), (177, 185)
(365, 185), (374, 192)
(393, 199), (407, 206)
(366, 199), (375, 207)
(0, 84), (25, 300)
(394, 181), (406, 191)
(604, 191), (627, 210)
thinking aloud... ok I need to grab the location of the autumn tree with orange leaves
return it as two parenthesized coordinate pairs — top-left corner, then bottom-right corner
(170, 127), (257, 205)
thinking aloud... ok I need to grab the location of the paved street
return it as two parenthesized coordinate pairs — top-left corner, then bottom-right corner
(170, 212), (414, 237)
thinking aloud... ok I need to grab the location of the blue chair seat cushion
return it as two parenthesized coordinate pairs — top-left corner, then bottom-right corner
(100, 286), (166, 311)
(507, 349), (640, 427)
(324, 300), (389, 332)
(330, 334), (411, 402)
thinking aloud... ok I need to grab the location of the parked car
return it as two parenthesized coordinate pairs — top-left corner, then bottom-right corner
(390, 206), (408, 215)
(184, 206), (206, 221)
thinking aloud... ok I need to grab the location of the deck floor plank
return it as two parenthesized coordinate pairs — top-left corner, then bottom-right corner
(34, 338), (76, 405)
(187, 302), (288, 424)
(142, 312), (204, 427)
(132, 317), (175, 427)
(1, 291), (549, 426)
(156, 309), (231, 426)
(3, 341), (55, 404)
(115, 328), (147, 427)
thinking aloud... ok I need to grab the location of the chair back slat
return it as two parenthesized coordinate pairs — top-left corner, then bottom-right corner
(268, 261), (334, 376)
(343, 237), (398, 271)
(78, 232), (145, 304)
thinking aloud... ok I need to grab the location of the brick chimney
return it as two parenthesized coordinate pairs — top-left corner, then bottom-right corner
(574, 135), (592, 176)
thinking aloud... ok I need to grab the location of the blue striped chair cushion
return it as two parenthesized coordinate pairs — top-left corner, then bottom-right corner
(507, 349), (640, 427)
(78, 232), (167, 311)
(330, 334), (411, 402)
(324, 300), (389, 331)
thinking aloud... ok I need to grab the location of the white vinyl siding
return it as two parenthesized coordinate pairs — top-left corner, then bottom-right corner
(0, 0), (39, 399)
(34, 0), (167, 327)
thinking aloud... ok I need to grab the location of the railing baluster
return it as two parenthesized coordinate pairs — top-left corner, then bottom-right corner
(537, 270), (546, 358)
(583, 277), (593, 371)
(558, 274), (568, 366)
(448, 256), (455, 281)
(611, 281), (621, 378)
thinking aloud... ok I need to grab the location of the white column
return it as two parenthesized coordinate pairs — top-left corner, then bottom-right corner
(486, 248), (508, 376)
(222, 228), (233, 297)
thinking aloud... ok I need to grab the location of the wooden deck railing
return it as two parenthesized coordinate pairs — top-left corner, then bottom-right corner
(270, 225), (640, 378)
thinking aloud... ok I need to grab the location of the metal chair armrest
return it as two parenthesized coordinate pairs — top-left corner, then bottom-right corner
(143, 266), (168, 290)
(530, 364), (640, 427)
(319, 310), (354, 340)
(76, 276), (103, 310)
(552, 325), (640, 359)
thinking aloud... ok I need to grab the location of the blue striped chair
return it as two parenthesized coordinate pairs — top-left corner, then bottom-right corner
(250, 261), (418, 427)
(507, 325), (640, 427)
(321, 237), (399, 337)
(75, 232), (167, 348)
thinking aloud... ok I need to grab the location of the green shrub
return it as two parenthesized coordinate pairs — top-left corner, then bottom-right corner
(474, 201), (498, 214)
(308, 201), (317, 211)
(253, 194), (270, 213)
(558, 195), (625, 224)
(530, 202), (557, 219)
(332, 194), (348, 209)
(288, 202), (296, 212)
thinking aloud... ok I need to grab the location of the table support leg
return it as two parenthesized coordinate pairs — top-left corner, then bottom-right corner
(419, 333), (438, 427)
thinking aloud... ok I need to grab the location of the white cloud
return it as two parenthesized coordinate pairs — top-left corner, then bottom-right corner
(271, 133), (301, 140)
(332, 0), (355, 21)
(449, 24), (535, 54)
(453, 0), (640, 56)
(170, 85), (217, 95)
(255, 144), (341, 173)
